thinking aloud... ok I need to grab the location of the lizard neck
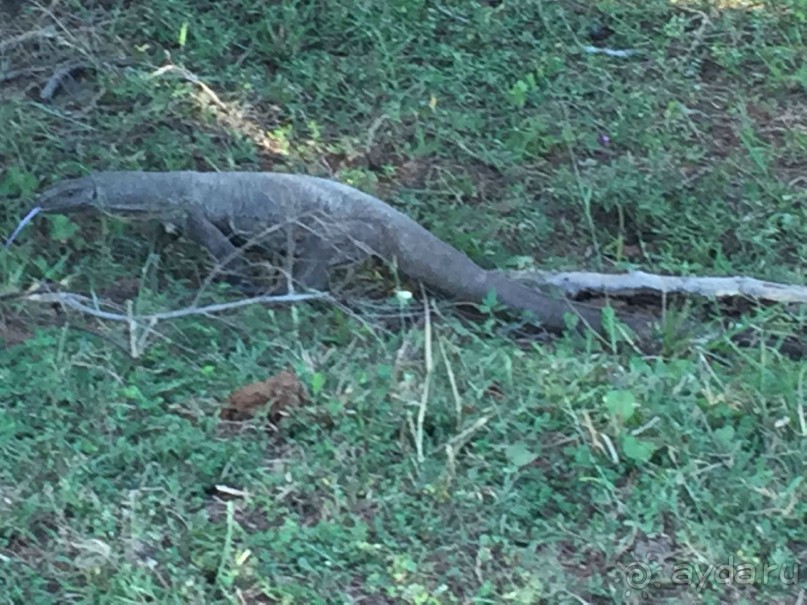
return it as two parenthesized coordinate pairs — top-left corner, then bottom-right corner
(92, 171), (196, 216)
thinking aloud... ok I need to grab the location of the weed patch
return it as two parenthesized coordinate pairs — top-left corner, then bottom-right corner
(0, 0), (804, 602)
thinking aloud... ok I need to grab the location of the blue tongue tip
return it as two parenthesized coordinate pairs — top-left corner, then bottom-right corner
(4, 206), (43, 248)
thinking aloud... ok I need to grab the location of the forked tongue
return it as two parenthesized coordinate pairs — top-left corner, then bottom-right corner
(4, 206), (43, 248)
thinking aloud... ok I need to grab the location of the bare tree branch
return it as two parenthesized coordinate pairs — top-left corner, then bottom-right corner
(24, 290), (329, 323)
(509, 270), (807, 304)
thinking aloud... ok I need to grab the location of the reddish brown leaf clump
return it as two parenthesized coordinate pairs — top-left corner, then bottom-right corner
(221, 370), (308, 425)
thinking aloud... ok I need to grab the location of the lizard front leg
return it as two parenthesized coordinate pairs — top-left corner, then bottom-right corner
(183, 210), (256, 291)
(291, 232), (330, 292)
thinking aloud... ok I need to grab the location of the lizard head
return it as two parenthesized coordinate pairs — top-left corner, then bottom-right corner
(4, 176), (98, 247)
(36, 176), (97, 212)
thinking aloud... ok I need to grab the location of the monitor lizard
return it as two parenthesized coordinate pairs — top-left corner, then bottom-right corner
(20, 170), (658, 341)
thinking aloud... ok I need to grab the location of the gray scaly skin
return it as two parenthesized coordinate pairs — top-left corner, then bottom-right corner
(33, 170), (657, 339)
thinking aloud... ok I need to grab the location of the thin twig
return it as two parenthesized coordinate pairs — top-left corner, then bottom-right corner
(0, 66), (50, 84)
(0, 26), (58, 53)
(150, 64), (228, 110)
(415, 292), (433, 464)
(24, 290), (329, 323)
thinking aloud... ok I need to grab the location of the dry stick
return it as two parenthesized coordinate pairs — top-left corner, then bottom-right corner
(0, 26), (58, 53)
(150, 64), (228, 109)
(415, 294), (434, 465)
(0, 66), (50, 84)
(25, 290), (329, 323)
(437, 337), (463, 431)
(1, 288), (204, 358)
(443, 415), (491, 486)
(510, 270), (807, 305)
(21, 288), (382, 358)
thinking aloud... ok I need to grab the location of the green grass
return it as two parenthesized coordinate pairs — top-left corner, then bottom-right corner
(0, 0), (805, 603)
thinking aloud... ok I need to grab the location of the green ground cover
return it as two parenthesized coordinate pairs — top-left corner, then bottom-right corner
(0, 1), (805, 602)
